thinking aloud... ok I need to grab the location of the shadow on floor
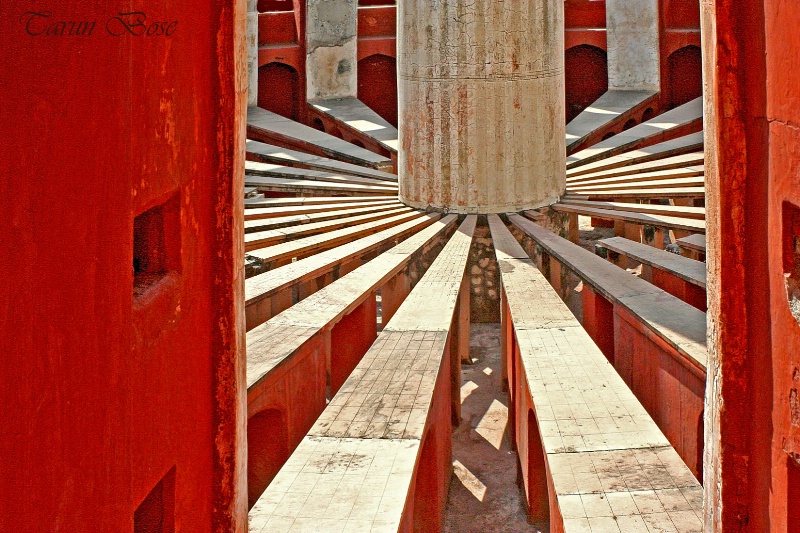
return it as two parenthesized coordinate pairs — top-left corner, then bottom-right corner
(442, 323), (547, 533)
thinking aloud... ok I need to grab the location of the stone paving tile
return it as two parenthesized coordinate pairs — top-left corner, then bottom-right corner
(248, 437), (418, 533)
(312, 330), (448, 439)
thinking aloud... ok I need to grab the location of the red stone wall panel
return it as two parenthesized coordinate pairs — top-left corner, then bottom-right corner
(258, 62), (301, 121)
(0, 1), (247, 531)
(702, 0), (800, 529)
(246, 335), (327, 507)
(613, 308), (705, 479)
(257, 11), (297, 45)
(329, 293), (378, 394)
(564, 0), (606, 29)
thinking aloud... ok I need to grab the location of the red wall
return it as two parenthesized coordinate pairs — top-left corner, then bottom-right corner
(258, 0), (294, 11)
(0, 1), (247, 531)
(257, 0), (306, 123)
(661, 0), (701, 111)
(703, 0), (800, 530)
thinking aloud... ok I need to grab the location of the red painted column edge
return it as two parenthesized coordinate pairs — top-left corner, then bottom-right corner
(702, 0), (773, 529)
(210, 0), (249, 529)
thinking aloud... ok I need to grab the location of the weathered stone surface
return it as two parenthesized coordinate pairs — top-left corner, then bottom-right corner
(306, 0), (358, 100)
(466, 221), (501, 322)
(247, 0), (258, 106)
(606, 0), (660, 91)
(398, 0), (566, 213)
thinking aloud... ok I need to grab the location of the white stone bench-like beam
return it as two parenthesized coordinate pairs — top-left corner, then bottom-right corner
(566, 98), (703, 170)
(566, 166), (705, 190)
(248, 217), (477, 533)
(245, 206), (412, 252)
(567, 132), (704, 178)
(247, 106), (393, 172)
(597, 236), (707, 311)
(245, 213), (443, 330)
(245, 174), (397, 197)
(548, 203), (706, 243)
(676, 234), (706, 261)
(244, 199), (398, 221)
(489, 215), (703, 532)
(566, 89), (658, 153)
(247, 210), (425, 270)
(311, 97), (399, 154)
(598, 237), (706, 289)
(562, 186), (705, 201)
(561, 198), (705, 220)
(507, 214), (707, 478)
(246, 140), (398, 182)
(244, 202), (403, 234)
(245, 215), (460, 509)
(566, 152), (705, 185)
(244, 195), (396, 209)
(567, 175), (705, 195)
(246, 161), (398, 187)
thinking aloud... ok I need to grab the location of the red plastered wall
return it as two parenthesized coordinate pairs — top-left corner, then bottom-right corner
(0, 1), (246, 531)
(766, 1), (800, 527)
(704, 0), (800, 530)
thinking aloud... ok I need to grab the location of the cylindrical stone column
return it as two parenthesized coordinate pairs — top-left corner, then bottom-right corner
(398, 0), (566, 214)
(247, 0), (258, 106)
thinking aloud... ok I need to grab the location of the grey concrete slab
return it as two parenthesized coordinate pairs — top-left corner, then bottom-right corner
(567, 99), (703, 169)
(566, 90), (657, 151)
(247, 106), (392, 170)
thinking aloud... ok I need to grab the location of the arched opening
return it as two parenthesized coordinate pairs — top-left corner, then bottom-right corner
(247, 409), (288, 508)
(351, 139), (366, 149)
(358, 54), (398, 127)
(623, 118), (637, 131)
(667, 46), (703, 109)
(641, 107), (656, 122)
(257, 62), (300, 121)
(526, 409), (549, 523)
(311, 118), (325, 132)
(328, 126), (344, 139)
(565, 45), (608, 123)
(602, 131), (617, 141)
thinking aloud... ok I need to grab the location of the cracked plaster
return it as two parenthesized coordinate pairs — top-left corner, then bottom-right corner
(398, 0), (566, 214)
(306, 0), (358, 100)
(606, 0), (661, 91)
